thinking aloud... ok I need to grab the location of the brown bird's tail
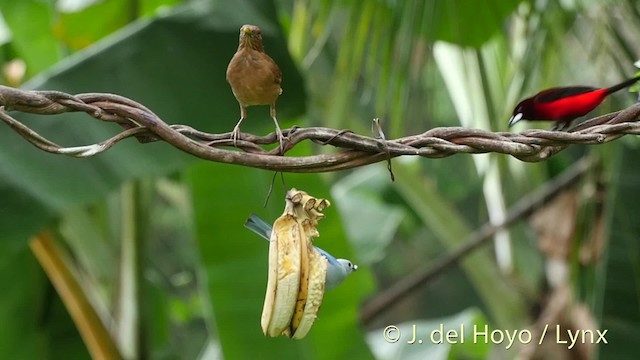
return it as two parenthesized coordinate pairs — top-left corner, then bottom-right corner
(605, 75), (640, 95)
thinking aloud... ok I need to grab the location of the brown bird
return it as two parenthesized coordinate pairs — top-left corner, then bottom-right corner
(226, 24), (284, 151)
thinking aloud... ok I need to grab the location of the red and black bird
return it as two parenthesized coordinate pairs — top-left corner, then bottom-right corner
(509, 75), (640, 129)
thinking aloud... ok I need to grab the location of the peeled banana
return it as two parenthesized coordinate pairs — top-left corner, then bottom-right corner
(260, 189), (332, 339)
(260, 214), (303, 337)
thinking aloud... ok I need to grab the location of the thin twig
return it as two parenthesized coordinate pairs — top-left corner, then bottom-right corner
(359, 156), (593, 325)
(1, 86), (640, 172)
(372, 118), (395, 181)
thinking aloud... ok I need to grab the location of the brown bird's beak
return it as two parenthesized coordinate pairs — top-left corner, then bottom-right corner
(243, 26), (252, 35)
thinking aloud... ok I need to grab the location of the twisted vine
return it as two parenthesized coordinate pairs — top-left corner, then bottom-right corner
(1, 85), (640, 172)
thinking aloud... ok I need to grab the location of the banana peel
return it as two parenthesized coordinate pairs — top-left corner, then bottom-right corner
(261, 189), (331, 339)
(260, 214), (303, 337)
(292, 247), (327, 339)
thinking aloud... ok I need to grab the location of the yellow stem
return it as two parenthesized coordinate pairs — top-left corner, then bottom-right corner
(29, 232), (123, 360)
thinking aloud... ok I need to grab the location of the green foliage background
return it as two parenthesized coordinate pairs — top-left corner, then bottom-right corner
(0, 0), (638, 359)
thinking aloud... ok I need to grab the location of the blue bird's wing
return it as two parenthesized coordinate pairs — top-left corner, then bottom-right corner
(315, 246), (347, 290)
(314, 246), (340, 267)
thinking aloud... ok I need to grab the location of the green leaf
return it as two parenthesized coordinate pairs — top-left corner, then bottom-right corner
(424, 0), (521, 47)
(596, 143), (640, 359)
(140, 0), (184, 17)
(0, 245), (91, 359)
(628, 69), (640, 93)
(332, 165), (404, 265)
(54, 0), (132, 50)
(0, 0), (61, 75)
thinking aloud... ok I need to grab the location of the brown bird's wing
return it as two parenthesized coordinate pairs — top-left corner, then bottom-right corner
(266, 54), (282, 90)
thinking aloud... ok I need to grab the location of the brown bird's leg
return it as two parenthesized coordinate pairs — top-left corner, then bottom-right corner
(232, 104), (247, 147)
(270, 103), (285, 153)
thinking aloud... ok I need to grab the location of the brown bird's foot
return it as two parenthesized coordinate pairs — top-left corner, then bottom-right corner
(275, 127), (288, 155)
(272, 117), (288, 155)
(231, 125), (242, 147)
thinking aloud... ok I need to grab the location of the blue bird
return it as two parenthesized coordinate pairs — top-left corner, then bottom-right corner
(245, 214), (358, 290)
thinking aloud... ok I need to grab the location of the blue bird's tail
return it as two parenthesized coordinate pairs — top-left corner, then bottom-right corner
(244, 213), (273, 241)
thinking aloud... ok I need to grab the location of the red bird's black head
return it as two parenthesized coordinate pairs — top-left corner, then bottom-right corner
(508, 98), (535, 127)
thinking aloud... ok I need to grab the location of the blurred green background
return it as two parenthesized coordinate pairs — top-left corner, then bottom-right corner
(0, 0), (639, 359)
